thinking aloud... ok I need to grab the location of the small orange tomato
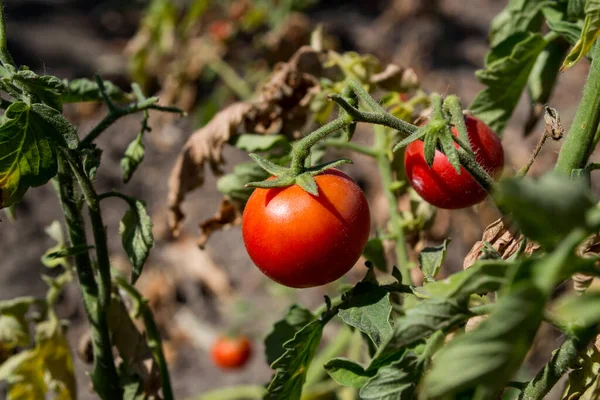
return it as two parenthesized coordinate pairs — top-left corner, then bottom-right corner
(211, 335), (252, 370)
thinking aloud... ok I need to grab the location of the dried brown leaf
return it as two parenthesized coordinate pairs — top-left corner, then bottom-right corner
(371, 65), (419, 92)
(463, 218), (540, 270)
(198, 198), (242, 249)
(167, 46), (322, 237)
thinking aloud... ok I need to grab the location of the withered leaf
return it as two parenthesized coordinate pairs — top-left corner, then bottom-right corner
(197, 198), (242, 249)
(167, 46), (322, 238)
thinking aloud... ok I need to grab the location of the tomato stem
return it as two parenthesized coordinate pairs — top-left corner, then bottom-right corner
(54, 152), (123, 400)
(374, 125), (413, 284)
(0, 0), (15, 68)
(555, 39), (600, 175)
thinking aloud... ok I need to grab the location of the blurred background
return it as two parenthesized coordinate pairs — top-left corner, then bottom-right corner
(0, 0), (592, 398)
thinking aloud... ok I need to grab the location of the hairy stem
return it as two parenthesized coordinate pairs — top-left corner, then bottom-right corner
(290, 117), (347, 174)
(374, 125), (412, 283)
(518, 329), (596, 399)
(555, 40), (600, 174)
(116, 277), (174, 400)
(0, 0), (15, 67)
(55, 153), (122, 400)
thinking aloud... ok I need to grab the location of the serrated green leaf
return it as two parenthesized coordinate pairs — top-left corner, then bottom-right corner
(31, 104), (78, 150)
(544, 5), (585, 45)
(423, 283), (545, 399)
(264, 305), (315, 366)
(234, 134), (290, 152)
(338, 283), (393, 347)
(494, 173), (596, 249)
(0, 102), (61, 208)
(363, 237), (387, 272)
(418, 239), (450, 281)
(489, 0), (550, 47)
(360, 352), (423, 400)
(470, 32), (547, 135)
(324, 358), (375, 388)
(296, 173), (318, 196)
(119, 199), (154, 284)
(121, 133), (145, 183)
(13, 70), (67, 111)
(370, 297), (472, 371)
(415, 259), (509, 299)
(562, 0), (600, 70)
(62, 78), (127, 103)
(265, 319), (324, 400)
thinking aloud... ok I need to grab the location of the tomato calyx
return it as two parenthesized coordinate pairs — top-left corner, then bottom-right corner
(245, 153), (353, 196)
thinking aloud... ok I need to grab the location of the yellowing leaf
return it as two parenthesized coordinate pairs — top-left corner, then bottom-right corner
(562, 0), (600, 71)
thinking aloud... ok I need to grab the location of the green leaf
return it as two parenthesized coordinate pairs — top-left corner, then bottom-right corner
(31, 104), (79, 150)
(42, 244), (93, 265)
(415, 259), (510, 299)
(494, 173), (596, 249)
(234, 134), (290, 152)
(418, 239), (450, 281)
(296, 173), (318, 196)
(370, 297), (472, 370)
(544, 6), (585, 45)
(121, 133), (145, 183)
(119, 199), (154, 284)
(569, 0), (587, 19)
(563, 346), (600, 399)
(248, 153), (289, 177)
(0, 102), (69, 208)
(12, 70), (67, 111)
(217, 162), (270, 202)
(554, 293), (600, 333)
(363, 237), (388, 272)
(470, 32), (547, 135)
(324, 358), (375, 388)
(264, 305), (315, 366)
(360, 352), (423, 400)
(527, 39), (568, 106)
(423, 283), (545, 399)
(562, 0), (600, 70)
(83, 145), (102, 180)
(62, 78), (127, 103)
(0, 297), (34, 351)
(265, 319), (324, 400)
(338, 282), (393, 347)
(489, 0), (550, 47)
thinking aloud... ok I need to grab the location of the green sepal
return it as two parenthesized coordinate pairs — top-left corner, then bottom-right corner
(392, 126), (429, 152)
(439, 128), (461, 174)
(246, 176), (295, 189)
(296, 173), (319, 196)
(249, 153), (289, 177)
(423, 129), (439, 167)
(444, 96), (471, 152)
(306, 158), (353, 176)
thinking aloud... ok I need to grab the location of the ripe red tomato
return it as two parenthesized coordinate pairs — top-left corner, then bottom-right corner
(242, 169), (371, 288)
(211, 335), (252, 370)
(404, 116), (504, 209)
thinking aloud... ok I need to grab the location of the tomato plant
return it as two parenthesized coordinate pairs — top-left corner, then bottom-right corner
(211, 335), (252, 369)
(242, 169), (370, 288)
(5, 0), (600, 399)
(404, 115), (504, 209)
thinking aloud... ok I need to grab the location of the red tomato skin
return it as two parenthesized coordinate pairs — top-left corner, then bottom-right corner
(211, 336), (252, 369)
(242, 169), (371, 288)
(404, 116), (504, 209)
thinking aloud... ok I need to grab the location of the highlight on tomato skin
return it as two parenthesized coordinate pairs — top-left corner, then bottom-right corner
(211, 335), (252, 370)
(241, 169), (371, 289)
(404, 116), (504, 210)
